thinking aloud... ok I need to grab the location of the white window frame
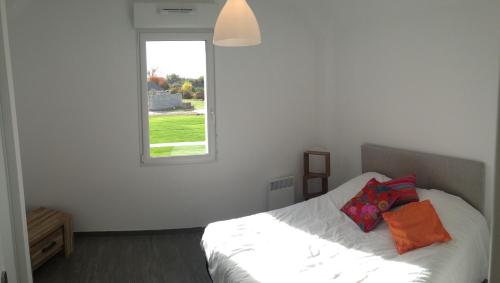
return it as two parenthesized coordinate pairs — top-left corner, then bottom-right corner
(138, 31), (216, 165)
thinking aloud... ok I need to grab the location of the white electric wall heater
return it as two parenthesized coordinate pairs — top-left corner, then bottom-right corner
(268, 176), (295, 211)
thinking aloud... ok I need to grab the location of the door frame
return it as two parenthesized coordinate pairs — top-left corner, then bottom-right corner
(0, 108), (20, 283)
(0, 0), (33, 282)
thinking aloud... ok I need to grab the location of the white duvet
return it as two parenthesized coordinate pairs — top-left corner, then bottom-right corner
(201, 173), (490, 283)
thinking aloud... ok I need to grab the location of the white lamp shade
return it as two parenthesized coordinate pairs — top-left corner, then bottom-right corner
(213, 0), (261, 47)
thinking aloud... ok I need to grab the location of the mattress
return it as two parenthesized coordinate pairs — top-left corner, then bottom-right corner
(201, 172), (490, 283)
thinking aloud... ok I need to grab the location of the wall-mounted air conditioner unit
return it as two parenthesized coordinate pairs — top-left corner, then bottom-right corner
(133, 2), (220, 29)
(158, 8), (195, 15)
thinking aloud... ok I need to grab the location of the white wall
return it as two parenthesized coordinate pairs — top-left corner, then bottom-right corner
(7, 0), (500, 232)
(7, 0), (319, 231)
(315, 0), (500, 224)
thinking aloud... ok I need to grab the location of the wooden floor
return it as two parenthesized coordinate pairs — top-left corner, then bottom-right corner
(33, 228), (212, 283)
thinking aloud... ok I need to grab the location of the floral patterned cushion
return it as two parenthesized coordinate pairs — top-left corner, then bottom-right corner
(341, 178), (399, 232)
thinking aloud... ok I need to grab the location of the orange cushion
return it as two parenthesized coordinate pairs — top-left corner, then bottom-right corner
(382, 200), (452, 254)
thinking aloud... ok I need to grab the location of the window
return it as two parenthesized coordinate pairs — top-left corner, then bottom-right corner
(139, 32), (216, 164)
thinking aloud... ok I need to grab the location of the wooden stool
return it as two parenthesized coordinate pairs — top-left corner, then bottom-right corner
(27, 207), (74, 270)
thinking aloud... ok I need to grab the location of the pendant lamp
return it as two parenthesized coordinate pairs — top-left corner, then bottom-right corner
(213, 0), (261, 47)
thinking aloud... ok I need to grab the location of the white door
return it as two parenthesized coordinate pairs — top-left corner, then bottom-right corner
(0, 242), (3, 282)
(0, 0), (32, 282)
(0, 0), (18, 279)
(0, 234), (7, 283)
(0, 114), (17, 283)
(0, 241), (5, 283)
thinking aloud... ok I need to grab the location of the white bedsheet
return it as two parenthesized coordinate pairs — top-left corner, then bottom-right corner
(201, 173), (490, 283)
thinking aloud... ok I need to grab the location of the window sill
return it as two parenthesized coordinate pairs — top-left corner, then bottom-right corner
(140, 154), (216, 167)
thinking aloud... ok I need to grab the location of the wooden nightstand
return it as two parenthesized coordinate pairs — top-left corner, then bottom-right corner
(303, 151), (331, 200)
(27, 207), (74, 271)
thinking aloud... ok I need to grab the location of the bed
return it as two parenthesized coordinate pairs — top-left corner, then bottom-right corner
(201, 144), (490, 283)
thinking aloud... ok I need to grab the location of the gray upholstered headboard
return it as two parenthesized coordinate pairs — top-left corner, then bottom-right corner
(361, 143), (485, 213)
